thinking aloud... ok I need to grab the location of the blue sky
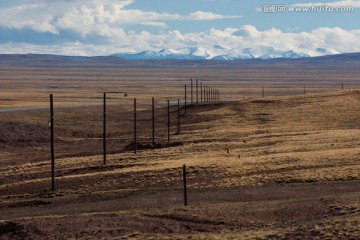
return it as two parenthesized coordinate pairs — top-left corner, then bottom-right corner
(0, 0), (359, 56)
(130, 0), (358, 32)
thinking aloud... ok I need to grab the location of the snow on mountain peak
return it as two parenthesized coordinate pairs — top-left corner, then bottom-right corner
(110, 46), (337, 60)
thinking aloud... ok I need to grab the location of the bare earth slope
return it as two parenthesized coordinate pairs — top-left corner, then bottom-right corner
(1, 90), (360, 239)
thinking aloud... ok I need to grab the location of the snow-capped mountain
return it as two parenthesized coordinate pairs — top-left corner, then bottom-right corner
(111, 50), (204, 60)
(212, 49), (254, 60)
(111, 46), (227, 60)
(259, 50), (310, 59)
(110, 45), (331, 61)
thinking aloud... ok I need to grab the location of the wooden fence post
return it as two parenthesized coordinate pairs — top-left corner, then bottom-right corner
(196, 79), (199, 104)
(152, 97), (155, 146)
(185, 84), (187, 114)
(103, 93), (107, 164)
(134, 98), (137, 154)
(50, 94), (55, 192)
(191, 79), (193, 104)
(167, 100), (170, 142)
(183, 164), (188, 206)
(177, 99), (181, 134)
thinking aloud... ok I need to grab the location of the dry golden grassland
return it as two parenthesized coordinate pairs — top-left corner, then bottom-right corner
(1, 65), (360, 108)
(1, 84), (360, 239)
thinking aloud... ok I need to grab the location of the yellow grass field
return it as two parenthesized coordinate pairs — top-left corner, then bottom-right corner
(1, 62), (360, 108)
(1, 81), (360, 239)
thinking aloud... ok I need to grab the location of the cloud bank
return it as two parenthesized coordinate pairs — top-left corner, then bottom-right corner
(0, 0), (240, 37)
(1, 25), (359, 57)
(0, 0), (359, 57)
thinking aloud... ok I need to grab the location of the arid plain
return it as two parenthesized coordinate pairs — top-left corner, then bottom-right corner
(1, 54), (360, 239)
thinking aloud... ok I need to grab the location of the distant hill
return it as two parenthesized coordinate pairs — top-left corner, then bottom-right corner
(0, 52), (360, 70)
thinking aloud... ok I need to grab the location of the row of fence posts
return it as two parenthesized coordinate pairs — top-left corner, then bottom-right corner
(185, 78), (220, 108)
(259, 83), (347, 98)
(47, 81), (349, 199)
(49, 79), (221, 198)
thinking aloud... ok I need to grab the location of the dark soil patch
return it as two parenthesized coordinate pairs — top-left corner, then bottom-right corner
(0, 123), (48, 143)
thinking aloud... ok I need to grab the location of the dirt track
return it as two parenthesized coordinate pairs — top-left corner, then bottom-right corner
(1, 90), (360, 239)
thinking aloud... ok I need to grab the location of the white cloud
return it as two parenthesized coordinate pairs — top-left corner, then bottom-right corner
(1, 25), (359, 57)
(187, 11), (239, 20)
(0, 3), (60, 34)
(0, 0), (240, 38)
(140, 21), (167, 28)
(234, 25), (261, 38)
(0, 1), (357, 57)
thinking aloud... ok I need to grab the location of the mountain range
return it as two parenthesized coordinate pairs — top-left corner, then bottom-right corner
(110, 46), (340, 60)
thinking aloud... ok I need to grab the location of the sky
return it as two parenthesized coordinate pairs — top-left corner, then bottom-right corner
(0, 0), (359, 56)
